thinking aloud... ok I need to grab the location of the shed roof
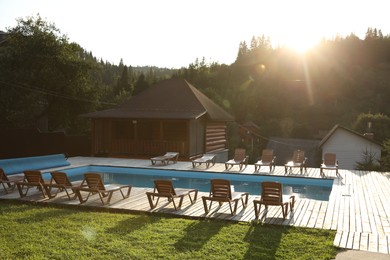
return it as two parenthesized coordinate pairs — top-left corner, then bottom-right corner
(82, 78), (234, 121)
(266, 137), (321, 167)
(319, 125), (382, 148)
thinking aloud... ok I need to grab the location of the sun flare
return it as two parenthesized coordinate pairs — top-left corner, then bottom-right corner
(284, 38), (318, 54)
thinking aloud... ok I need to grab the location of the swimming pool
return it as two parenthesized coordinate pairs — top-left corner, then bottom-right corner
(44, 165), (333, 201)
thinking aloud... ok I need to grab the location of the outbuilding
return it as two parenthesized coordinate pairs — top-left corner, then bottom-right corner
(83, 78), (234, 160)
(319, 125), (382, 170)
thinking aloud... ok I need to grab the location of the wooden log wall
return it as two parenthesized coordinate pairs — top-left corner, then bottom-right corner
(205, 122), (227, 152)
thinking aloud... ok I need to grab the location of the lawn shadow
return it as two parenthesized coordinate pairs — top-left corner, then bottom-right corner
(105, 214), (161, 235)
(174, 220), (224, 252)
(15, 207), (78, 224)
(243, 222), (285, 259)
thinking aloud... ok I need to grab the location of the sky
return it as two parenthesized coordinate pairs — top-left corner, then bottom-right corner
(1, 0), (389, 68)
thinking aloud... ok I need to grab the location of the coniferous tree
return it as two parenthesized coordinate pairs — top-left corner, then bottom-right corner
(132, 74), (149, 95)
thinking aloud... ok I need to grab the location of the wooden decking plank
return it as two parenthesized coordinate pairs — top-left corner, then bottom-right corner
(314, 201), (327, 229)
(341, 195), (351, 232)
(360, 170), (380, 235)
(352, 232), (361, 250)
(339, 230), (349, 249)
(368, 233), (379, 253)
(297, 199), (315, 228)
(356, 171), (372, 233)
(360, 232), (369, 251)
(333, 231), (342, 247)
(307, 200), (322, 228)
(346, 231), (354, 249)
(350, 170), (361, 233)
(287, 199), (306, 226)
(364, 171), (387, 236)
(377, 234), (389, 254)
(370, 172), (390, 235)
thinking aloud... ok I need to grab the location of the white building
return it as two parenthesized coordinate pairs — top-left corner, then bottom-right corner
(319, 125), (382, 170)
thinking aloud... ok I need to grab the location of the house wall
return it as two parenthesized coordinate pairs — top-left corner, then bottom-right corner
(91, 118), (190, 157)
(189, 119), (205, 158)
(205, 122), (227, 152)
(321, 128), (382, 170)
(91, 118), (230, 159)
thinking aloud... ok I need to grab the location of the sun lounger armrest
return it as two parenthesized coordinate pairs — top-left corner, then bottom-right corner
(289, 195), (295, 210)
(244, 155), (249, 165)
(302, 157), (308, 165)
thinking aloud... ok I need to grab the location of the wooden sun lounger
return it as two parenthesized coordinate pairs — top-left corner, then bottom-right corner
(254, 149), (276, 172)
(73, 173), (131, 205)
(45, 171), (83, 199)
(320, 153), (340, 178)
(192, 154), (216, 168)
(150, 152), (179, 165)
(202, 179), (248, 215)
(284, 150), (307, 174)
(16, 170), (51, 198)
(253, 182), (295, 220)
(0, 168), (25, 194)
(225, 148), (248, 171)
(146, 179), (198, 210)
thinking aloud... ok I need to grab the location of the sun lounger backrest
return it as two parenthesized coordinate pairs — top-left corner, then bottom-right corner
(210, 179), (232, 199)
(154, 180), (176, 195)
(261, 149), (274, 162)
(323, 153), (336, 165)
(233, 149), (246, 161)
(261, 182), (283, 204)
(84, 173), (105, 190)
(0, 168), (9, 181)
(292, 150), (305, 163)
(51, 171), (72, 186)
(24, 170), (44, 183)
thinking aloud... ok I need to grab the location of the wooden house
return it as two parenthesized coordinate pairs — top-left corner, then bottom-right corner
(83, 78), (234, 159)
(319, 125), (382, 170)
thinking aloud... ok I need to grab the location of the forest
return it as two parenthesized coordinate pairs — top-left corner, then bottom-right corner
(0, 16), (389, 169)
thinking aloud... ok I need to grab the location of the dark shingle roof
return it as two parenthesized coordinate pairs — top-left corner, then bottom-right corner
(83, 78), (233, 121)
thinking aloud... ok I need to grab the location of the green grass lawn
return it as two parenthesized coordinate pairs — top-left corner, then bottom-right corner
(0, 200), (338, 259)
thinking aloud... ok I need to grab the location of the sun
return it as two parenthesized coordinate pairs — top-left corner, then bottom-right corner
(285, 38), (317, 54)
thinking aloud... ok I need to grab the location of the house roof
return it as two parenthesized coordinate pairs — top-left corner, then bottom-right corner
(82, 78), (234, 121)
(319, 124), (383, 148)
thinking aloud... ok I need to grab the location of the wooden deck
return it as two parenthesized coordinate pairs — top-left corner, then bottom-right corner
(1, 156), (389, 254)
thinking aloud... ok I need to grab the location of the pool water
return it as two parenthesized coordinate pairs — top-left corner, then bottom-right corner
(45, 165), (333, 201)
